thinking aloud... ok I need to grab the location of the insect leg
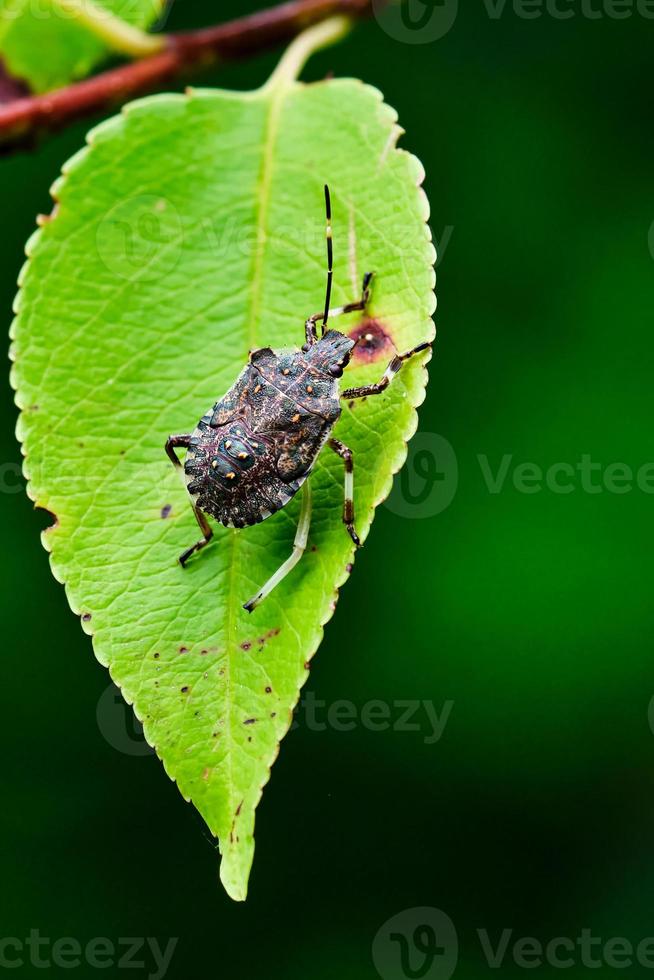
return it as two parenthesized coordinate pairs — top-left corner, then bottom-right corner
(328, 437), (361, 547)
(243, 480), (312, 612)
(341, 341), (432, 400)
(165, 434), (214, 566)
(165, 434), (190, 467)
(304, 272), (374, 345)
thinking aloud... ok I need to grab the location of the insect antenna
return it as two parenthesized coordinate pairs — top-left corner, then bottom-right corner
(322, 183), (333, 336)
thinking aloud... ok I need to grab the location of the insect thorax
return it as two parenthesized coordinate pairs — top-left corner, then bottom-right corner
(183, 347), (341, 528)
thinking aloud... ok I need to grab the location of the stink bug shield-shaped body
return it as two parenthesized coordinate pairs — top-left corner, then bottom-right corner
(166, 186), (431, 611)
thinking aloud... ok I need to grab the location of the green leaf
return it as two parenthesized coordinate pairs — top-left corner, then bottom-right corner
(0, 0), (163, 93)
(10, 18), (435, 900)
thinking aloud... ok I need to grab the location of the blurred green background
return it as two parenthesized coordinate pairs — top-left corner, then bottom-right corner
(2, 1), (654, 977)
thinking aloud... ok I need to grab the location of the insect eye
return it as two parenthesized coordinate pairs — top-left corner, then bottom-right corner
(328, 364), (343, 378)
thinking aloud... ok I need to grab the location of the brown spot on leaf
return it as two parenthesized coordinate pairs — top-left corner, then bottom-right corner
(202, 767), (210, 780)
(253, 627), (281, 651)
(265, 686), (272, 694)
(243, 718), (256, 725)
(179, 646), (188, 654)
(181, 686), (189, 694)
(153, 652), (160, 659)
(241, 641), (252, 651)
(349, 318), (394, 363)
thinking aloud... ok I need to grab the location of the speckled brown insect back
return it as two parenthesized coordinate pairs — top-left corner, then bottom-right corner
(166, 186), (430, 612)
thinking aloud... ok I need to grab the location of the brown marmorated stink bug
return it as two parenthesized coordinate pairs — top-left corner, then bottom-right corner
(166, 186), (431, 612)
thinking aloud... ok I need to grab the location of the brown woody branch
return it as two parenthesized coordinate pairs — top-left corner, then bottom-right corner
(0, 0), (373, 152)
(0, 63), (29, 105)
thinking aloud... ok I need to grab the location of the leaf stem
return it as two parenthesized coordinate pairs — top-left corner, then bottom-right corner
(261, 14), (351, 92)
(51, 0), (166, 58)
(0, 0), (374, 153)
